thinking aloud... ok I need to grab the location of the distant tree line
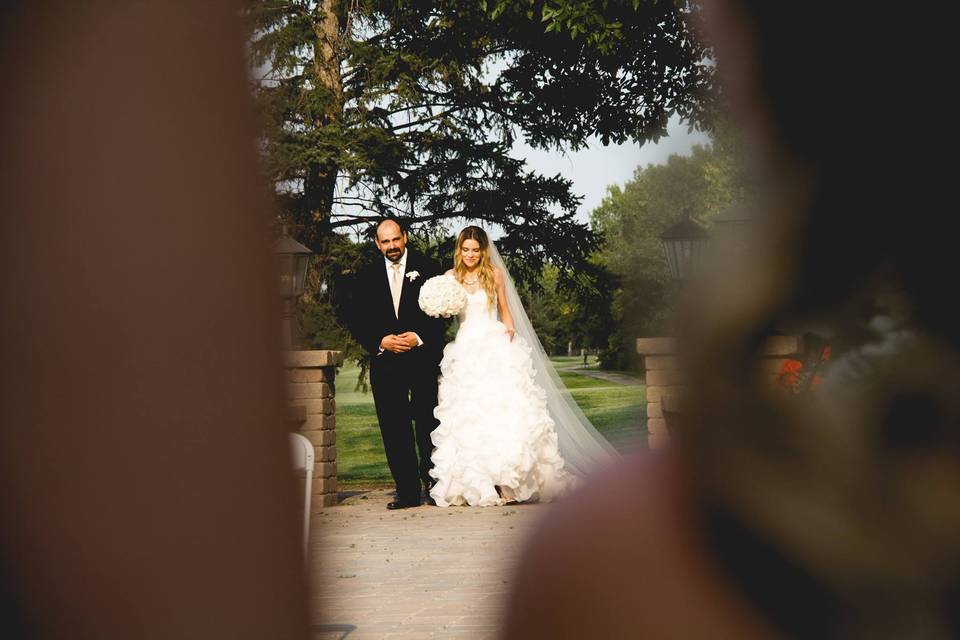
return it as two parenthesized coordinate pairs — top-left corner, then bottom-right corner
(299, 138), (747, 374)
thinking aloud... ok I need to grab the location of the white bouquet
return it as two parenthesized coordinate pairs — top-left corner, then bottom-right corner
(418, 274), (467, 318)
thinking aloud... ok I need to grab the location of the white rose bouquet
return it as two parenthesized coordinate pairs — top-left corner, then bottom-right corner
(418, 274), (467, 318)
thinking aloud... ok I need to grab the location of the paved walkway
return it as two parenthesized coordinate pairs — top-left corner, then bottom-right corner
(562, 366), (643, 386)
(310, 489), (551, 639)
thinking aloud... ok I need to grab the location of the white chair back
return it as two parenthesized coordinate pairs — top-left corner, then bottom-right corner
(289, 433), (314, 557)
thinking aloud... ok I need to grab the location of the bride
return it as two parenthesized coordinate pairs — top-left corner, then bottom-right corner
(428, 226), (617, 507)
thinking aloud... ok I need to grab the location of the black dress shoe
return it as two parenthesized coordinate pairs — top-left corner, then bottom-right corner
(386, 499), (420, 510)
(422, 483), (437, 506)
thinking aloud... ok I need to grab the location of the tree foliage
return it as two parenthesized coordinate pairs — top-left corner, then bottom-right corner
(517, 262), (618, 356)
(246, 0), (713, 271)
(591, 142), (742, 368)
(247, 0), (717, 370)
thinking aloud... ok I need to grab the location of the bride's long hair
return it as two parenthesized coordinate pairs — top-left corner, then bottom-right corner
(453, 226), (496, 307)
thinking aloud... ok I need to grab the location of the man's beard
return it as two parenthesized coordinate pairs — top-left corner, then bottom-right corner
(386, 248), (403, 262)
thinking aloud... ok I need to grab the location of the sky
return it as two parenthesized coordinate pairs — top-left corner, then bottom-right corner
(332, 114), (712, 240)
(512, 115), (712, 225)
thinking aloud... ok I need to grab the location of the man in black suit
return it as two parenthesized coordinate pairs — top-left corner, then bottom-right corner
(350, 217), (445, 509)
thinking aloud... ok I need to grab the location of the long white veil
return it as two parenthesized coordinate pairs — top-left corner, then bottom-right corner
(487, 240), (620, 477)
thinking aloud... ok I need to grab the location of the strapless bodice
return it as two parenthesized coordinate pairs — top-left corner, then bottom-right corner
(458, 287), (498, 325)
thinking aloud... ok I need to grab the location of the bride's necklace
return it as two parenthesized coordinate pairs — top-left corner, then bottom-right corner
(462, 273), (479, 285)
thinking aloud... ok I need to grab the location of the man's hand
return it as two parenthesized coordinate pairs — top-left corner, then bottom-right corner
(380, 334), (412, 354)
(396, 332), (420, 348)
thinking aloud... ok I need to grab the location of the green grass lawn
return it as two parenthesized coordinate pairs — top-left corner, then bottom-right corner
(334, 356), (646, 486)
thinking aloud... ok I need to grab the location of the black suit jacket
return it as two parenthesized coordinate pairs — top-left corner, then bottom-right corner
(351, 250), (445, 366)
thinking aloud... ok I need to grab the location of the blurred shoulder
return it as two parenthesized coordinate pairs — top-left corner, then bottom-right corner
(501, 451), (774, 638)
(522, 452), (669, 558)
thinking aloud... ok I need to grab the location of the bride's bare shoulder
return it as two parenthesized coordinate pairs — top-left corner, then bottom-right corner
(492, 266), (504, 284)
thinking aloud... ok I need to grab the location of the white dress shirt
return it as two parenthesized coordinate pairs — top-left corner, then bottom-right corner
(379, 250), (423, 354)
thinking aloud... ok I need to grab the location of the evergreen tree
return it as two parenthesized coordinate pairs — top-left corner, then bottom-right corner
(246, 0), (713, 275)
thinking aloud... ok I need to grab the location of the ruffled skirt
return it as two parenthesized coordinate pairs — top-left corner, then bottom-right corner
(429, 319), (570, 507)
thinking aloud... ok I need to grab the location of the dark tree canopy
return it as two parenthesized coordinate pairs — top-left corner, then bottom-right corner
(246, 0), (713, 275)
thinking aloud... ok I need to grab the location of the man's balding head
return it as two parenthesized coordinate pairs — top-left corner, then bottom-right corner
(375, 218), (407, 263)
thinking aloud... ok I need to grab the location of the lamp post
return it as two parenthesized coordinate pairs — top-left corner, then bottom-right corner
(273, 225), (312, 349)
(653, 216), (709, 445)
(659, 216), (710, 281)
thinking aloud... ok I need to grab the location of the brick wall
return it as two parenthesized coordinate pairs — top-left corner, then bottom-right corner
(284, 350), (344, 510)
(636, 336), (803, 448)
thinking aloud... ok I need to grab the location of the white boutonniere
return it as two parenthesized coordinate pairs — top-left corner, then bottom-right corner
(406, 270), (420, 281)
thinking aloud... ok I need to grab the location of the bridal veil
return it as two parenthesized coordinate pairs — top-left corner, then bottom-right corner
(487, 240), (620, 477)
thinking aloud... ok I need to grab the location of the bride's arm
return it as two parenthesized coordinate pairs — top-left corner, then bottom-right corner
(494, 267), (516, 340)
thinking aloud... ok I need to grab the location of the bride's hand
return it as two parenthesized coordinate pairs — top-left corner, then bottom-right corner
(505, 326), (516, 341)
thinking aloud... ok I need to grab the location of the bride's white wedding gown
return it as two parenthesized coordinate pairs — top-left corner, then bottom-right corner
(429, 285), (571, 507)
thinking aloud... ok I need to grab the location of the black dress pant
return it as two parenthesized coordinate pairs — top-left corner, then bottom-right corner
(369, 349), (440, 502)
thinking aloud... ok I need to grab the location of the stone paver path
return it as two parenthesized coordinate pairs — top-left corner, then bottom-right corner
(310, 489), (550, 639)
(561, 366), (643, 386)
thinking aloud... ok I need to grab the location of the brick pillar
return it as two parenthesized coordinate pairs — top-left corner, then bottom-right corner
(635, 338), (678, 450)
(284, 350), (344, 509)
(636, 336), (803, 449)
(757, 336), (805, 378)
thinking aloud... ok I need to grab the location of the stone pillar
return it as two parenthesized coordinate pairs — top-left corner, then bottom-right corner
(635, 338), (678, 450)
(636, 336), (803, 449)
(284, 349), (344, 509)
